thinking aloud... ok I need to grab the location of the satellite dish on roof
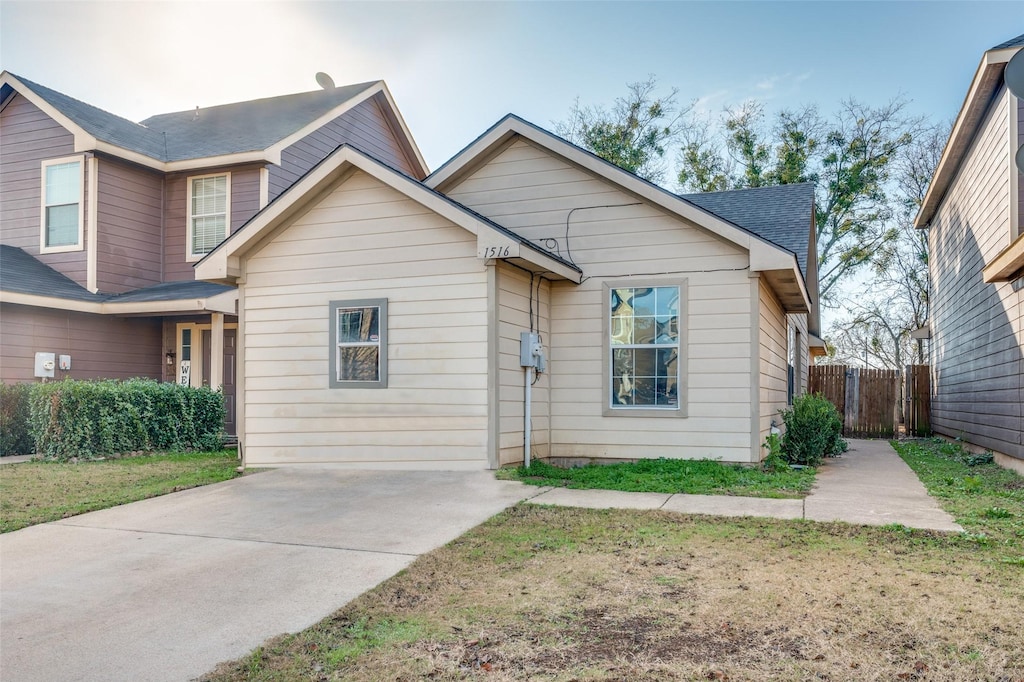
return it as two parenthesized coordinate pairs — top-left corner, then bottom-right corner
(1005, 49), (1024, 97)
(1016, 141), (1024, 175)
(315, 72), (336, 91)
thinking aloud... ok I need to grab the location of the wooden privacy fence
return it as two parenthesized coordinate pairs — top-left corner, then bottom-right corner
(809, 365), (921, 439)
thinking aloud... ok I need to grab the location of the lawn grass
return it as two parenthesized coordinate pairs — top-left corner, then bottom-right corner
(892, 437), (1024, 564)
(201, 442), (1024, 681)
(496, 457), (816, 498)
(0, 450), (242, 533)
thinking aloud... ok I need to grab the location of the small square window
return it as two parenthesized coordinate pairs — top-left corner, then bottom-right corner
(329, 299), (388, 388)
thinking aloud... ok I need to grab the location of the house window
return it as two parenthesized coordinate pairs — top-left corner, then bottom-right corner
(608, 285), (682, 411)
(329, 299), (387, 388)
(187, 173), (230, 260)
(40, 157), (83, 252)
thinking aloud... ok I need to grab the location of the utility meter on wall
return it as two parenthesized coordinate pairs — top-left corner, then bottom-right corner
(519, 332), (546, 373)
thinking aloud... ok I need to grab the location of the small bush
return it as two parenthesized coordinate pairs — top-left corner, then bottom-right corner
(28, 379), (225, 461)
(779, 393), (846, 467)
(1, 383), (34, 456)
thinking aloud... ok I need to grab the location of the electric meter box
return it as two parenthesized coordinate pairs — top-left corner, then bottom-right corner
(34, 352), (56, 378)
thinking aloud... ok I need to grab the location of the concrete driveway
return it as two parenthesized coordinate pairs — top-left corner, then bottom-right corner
(0, 469), (535, 682)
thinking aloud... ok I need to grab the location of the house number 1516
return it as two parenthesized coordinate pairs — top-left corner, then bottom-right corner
(481, 245), (511, 258)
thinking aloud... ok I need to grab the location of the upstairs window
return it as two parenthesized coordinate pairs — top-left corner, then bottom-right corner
(329, 299), (388, 388)
(40, 157), (83, 252)
(187, 173), (230, 260)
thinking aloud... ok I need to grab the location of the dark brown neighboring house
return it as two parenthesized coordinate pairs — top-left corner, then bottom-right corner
(914, 34), (1024, 474)
(0, 72), (427, 435)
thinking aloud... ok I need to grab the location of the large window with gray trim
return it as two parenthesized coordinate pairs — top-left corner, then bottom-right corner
(608, 284), (683, 412)
(329, 299), (387, 388)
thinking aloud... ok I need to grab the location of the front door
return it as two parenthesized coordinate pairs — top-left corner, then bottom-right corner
(201, 329), (237, 435)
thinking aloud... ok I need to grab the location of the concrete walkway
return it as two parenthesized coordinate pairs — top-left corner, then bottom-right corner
(527, 439), (962, 532)
(0, 469), (533, 682)
(0, 439), (958, 682)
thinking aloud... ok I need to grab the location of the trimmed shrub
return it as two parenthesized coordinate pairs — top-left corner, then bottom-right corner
(1, 383), (35, 456)
(28, 379), (225, 461)
(779, 393), (846, 467)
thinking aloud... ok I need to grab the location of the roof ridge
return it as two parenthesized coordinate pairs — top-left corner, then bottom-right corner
(141, 80), (380, 122)
(12, 73), (153, 131)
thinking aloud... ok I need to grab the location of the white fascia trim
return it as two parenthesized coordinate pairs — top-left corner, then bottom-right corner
(374, 84), (430, 177)
(196, 146), (579, 283)
(2, 73), (99, 151)
(426, 118), (796, 270)
(86, 155), (99, 292)
(915, 46), (1021, 228)
(0, 289), (238, 315)
(265, 82), (383, 162)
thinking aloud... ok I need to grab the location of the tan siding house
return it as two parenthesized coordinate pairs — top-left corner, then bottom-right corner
(916, 34), (1024, 472)
(1, 72), (427, 440)
(199, 116), (819, 469)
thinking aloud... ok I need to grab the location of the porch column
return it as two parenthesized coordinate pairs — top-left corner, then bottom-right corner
(210, 313), (224, 391)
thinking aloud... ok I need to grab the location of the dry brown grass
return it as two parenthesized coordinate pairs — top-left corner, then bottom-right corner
(204, 506), (1023, 682)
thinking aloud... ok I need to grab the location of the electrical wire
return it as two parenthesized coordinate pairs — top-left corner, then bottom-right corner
(564, 203), (642, 266)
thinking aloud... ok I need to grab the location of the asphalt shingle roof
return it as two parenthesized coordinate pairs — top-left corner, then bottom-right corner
(139, 81), (377, 161)
(0, 245), (103, 302)
(991, 33), (1024, 50)
(9, 74), (377, 163)
(680, 183), (815, 278)
(0, 245), (233, 304)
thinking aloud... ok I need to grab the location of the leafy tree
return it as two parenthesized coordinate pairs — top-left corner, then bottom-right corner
(556, 77), (690, 184)
(825, 122), (948, 368)
(675, 97), (921, 304)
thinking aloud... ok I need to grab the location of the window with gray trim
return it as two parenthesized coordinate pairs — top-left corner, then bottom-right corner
(609, 285), (681, 409)
(329, 299), (387, 388)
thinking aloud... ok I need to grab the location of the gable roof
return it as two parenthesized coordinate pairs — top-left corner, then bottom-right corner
(195, 143), (582, 284)
(0, 245), (236, 314)
(0, 72), (427, 176)
(427, 114), (813, 313)
(681, 183), (815, 279)
(915, 34), (1023, 227)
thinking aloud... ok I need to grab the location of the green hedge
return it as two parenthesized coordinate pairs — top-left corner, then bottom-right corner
(1, 383), (34, 456)
(779, 393), (847, 467)
(5, 379), (225, 461)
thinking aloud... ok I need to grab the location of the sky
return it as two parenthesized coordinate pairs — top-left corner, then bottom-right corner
(2, 1), (1022, 173)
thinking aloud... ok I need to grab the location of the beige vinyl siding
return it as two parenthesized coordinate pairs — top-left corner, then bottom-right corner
(447, 138), (756, 463)
(267, 98), (417, 201)
(95, 158), (163, 292)
(0, 93), (89, 285)
(163, 165), (261, 281)
(759, 280), (788, 448)
(929, 85), (1023, 460)
(496, 263), (550, 465)
(241, 169), (490, 468)
(0, 303), (161, 383)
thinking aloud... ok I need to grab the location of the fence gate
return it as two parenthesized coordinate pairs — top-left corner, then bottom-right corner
(904, 365), (931, 437)
(809, 365), (901, 438)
